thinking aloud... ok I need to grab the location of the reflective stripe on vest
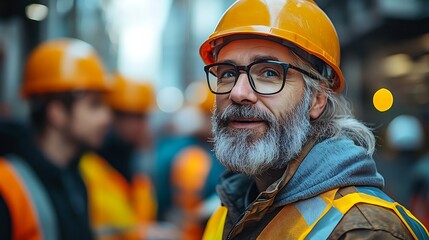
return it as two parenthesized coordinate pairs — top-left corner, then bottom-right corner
(0, 156), (58, 240)
(306, 187), (429, 240)
(202, 186), (429, 240)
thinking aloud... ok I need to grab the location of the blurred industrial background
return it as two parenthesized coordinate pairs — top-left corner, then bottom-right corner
(0, 0), (428, 126)
(1, 0), (429, 232)
(0, 0), (428, 116)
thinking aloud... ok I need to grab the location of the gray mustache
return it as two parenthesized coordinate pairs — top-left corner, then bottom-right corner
(219, 104), (276, 124)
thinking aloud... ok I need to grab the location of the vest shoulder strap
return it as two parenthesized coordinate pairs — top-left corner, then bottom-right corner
(0, 157), (42, 240)
(1, 155), (58, 240)
(320, 186), (428, 240)
(261, 186), (429, 240)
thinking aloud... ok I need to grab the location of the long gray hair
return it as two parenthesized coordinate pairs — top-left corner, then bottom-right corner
(293, 53), (376, 155)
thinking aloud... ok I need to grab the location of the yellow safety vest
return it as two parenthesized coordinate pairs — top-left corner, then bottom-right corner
(203, 186), (429, 240)
(79, 153), (157, 240)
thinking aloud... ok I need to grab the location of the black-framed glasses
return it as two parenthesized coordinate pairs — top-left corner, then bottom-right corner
(204, 60), (319, 95)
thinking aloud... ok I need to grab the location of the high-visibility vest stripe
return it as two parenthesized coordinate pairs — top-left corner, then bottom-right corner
(0, 158), (42, 240)
(396, 205), (429, 240)
(309, 187), (429, 240)
(295, 195), (327, 227)
(203, 186), (429, 240)
(355, 186), (428, 239)
(8, 155), (58, 240)
(356, 186), (394, 202)
(305, 207), (343, 239)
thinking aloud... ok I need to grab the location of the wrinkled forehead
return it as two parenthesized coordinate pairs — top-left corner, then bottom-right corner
(216, 38), (296, 65)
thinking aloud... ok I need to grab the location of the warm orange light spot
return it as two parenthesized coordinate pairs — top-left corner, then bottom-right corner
(373, 88), (394, 112)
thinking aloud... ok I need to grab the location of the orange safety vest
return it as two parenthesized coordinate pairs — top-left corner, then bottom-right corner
(0, 156), (58, 240)
(171, 146), (213, 240)
(79, 153), (157, 240)
(203, 186), (429, 240)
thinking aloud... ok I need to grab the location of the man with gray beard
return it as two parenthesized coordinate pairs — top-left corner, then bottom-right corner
(199, 0), (429, 239)
(212, 89), (312, 176)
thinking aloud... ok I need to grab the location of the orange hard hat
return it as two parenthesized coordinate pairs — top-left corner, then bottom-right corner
(106, 74), (155, 114)
(22, 38), (108, 98)
(197, 84), (215, 113)
(199, 0), (344, 93)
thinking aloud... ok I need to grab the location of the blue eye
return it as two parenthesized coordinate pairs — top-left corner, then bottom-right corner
(262, 70), (278, 77)
(220, 71), (236, 79)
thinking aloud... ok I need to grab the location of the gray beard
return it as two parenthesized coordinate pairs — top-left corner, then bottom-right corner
(212, 91), (312, 176)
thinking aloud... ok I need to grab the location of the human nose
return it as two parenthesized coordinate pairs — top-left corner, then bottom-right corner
(229, 73), (258, 105)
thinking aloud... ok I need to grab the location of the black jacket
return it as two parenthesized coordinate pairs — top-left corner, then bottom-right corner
(97, 130), (135, 183)
(0, 119), (93, 240)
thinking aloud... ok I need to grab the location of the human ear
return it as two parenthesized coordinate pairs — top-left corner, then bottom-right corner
(309, 91), (328, 120)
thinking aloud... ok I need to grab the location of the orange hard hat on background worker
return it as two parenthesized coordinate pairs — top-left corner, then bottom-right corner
(197, 83), (215, 114)
(186, 80), (215, 113)
(199, 0), (345, 92)
(105, 74), (155, 114)
(22, 38), (108, 98)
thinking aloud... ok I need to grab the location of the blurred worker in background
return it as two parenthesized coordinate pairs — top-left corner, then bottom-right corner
(155, 81), (224, 240)
(409, 115), (429, 228)
(376, 115), (424, 207)
(199, 0), (429, 239)
(80, 74), (165, 239)
(0, 38), (111, 240)
(411, 152), (429, 229)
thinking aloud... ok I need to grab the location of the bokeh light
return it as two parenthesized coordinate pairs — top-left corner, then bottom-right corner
(25, 4), (49, 21)
(382, 54), (413, 78)
(156, 87), (184, 113)
(373, 88), (394, 112)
